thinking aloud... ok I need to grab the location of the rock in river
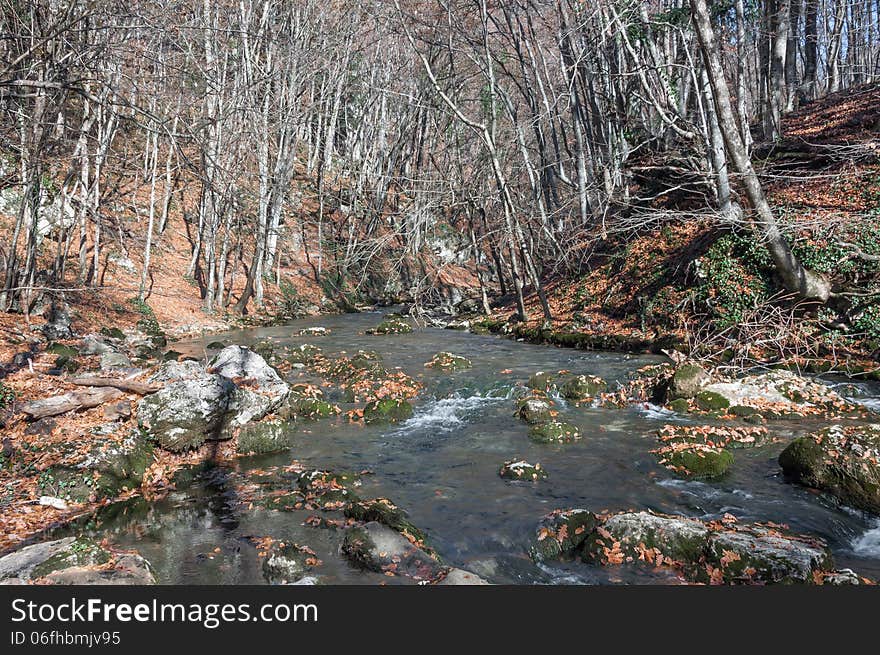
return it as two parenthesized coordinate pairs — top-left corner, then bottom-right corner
(779, 424), (880, 514)
(342, 522), (444, 582)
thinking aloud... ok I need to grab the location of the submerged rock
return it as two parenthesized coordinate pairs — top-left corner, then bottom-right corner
(236, 419), (294, 455)
(499, 460), (547, 481)
(434, 568), (490, 585)
(425, 351), (472, 371)
(528, 420), (580, 444)
(363, 398), (413, 424)
(342, 522), (442, 581)
(652, 443), (733, 480)
(262, 543), (320, 584)
(559, 374), (607, 402)
(366, 318), (412, 335)
(779, 424), (880, 513)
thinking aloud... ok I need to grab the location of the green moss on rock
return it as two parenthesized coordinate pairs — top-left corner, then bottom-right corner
(363, 398), (413, 424)
(529, 420), (580, 444)
(695, 390), (731, 411)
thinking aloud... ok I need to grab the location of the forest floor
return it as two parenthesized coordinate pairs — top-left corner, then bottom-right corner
(1, 84), (879, 555)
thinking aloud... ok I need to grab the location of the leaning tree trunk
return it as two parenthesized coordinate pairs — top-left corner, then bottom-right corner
(690, 0), (830, 301)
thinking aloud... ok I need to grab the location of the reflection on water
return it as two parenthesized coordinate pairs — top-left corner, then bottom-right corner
(51, 311), (880, 584)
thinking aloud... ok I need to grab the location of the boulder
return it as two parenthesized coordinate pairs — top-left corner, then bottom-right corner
(342, 522), (443, 581)
(138, 373), (234, 452)
(586, 511), (709, 566)
(343, 498), (427, 543)
(668, 363), (709, 400)
(39, 553), (156, 585)
(42, 298), (73, 341)
(529, 509), (598, 562)
(38, 430), (153, 501)
(262, 543), (319, 584)
(435, 569), (490, 585)
(559, 375), (607, 402)
(653, 443), (733, 480)
(425, 352), (472, 371)
(366, 318), (412, 335)
(779, 424), (880, 513)
(209, 345), (290, 427)
(516, 397), (553, 424)
(0, 537), (77, 583)
(100, 351), (132, 369)
(236, 419), (294, 455)
(706, 524), (832, 584)
(363, 398), (413, 424)
(80, 334), (114, 356)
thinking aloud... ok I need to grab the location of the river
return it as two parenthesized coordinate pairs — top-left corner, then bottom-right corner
(52, 311), (880, 584)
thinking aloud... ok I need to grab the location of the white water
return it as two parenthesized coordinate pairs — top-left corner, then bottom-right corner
(394, 394), (506, 435)
(852, 520), (880, 558)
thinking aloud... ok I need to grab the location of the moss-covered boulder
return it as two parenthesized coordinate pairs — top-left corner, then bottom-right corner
(296, 470), (361, 509)
(366, 318), (412, 335)
(779, 425), (880, 513)
(38, 430), (154, 501)
(653, 443), (733, 480)
(584, 511), (709, 568)
(47, 343), (79, 359)
(668, 363), (709, 400)
(288, 397), (339, 420)
(262, 543), (319, 584)
(344, 498), (427, 544)
(529, 421), (580, 444)
(695, 390), (731, 411)
(529, 509), (598, 562)
(527, 371), (559, 393)
(499, 460), (547, 481)
(286, 344), (323, 365)
(425, 352), (472, 371)
(236, 419), (294, 455)
(516, 396), (553, 424)
(206, 341), (227, 350)
(705, 524), (833, 584)
(342, 522), (443, 581)
(30, 537), (111, 579)
(363, 398), (413, 424)
(668, 398), (690, 414)
(559, 375), (607, 402)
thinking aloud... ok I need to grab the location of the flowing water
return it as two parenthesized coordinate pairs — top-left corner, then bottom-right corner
(54, 311), (880, 584)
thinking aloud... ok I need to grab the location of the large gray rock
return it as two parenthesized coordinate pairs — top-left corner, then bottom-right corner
(587, 511), (709, 564)
(435, 568), (490, 585)
(138, 373), (234, 452)
(668, 363), (709, 400)
(209, 345), (290, 427)
(342, 522), (443, 582)
(42, 298), (73, 341)
(80, 334), (114, 356)
(138, 349), (289, 452)
(706, 524), (832, 584)
(0, 537), (76, 584)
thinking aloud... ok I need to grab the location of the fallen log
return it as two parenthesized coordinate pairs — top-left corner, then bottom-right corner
(68, 376), (159, 396)
(20, 388), (124, 420)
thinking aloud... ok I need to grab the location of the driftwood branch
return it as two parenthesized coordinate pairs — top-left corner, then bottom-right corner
(20, 388), (124, 420)
(68, 377), (159, 395)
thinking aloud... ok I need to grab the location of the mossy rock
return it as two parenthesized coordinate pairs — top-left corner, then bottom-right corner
(286, 344), (323, 365)
(668, 398), (690, 414)
(344, 498), (427, 544)
(46, 343), (79, 358)
(366, 318), (412, 335)
(251, 340), (276, 360)
(516, 396), (553, 424)
(529, 421), (580, 444)
(584, 511), (709, 568)
(236, 419), (294, 455)
(162, 350), (182, 362)
(729, 404), (760, 418)
(668, 363), (709, 400)
(295, 470), (361, 510)
(30, 537), (111, 579)
(262, 543), (318, 584)
(425, 352), (472, 372)
(38, 431), (154, 501)
(559, 375), (607, 401)
(206, 341), (226, 350)
(662, 447), (733, 480)
(499, 460), (547, 481)
(100, 327), (126, 341)
(263, 492), (305, 512)
(527, 371), (558, 393)
(289, 397), (339, 420)
(52, 355), (80, 374)
(779, 426), (880, 513)
(695, 390), (731, 411)
(363, 398), (413, 424)
(529, 509), (598, 562)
